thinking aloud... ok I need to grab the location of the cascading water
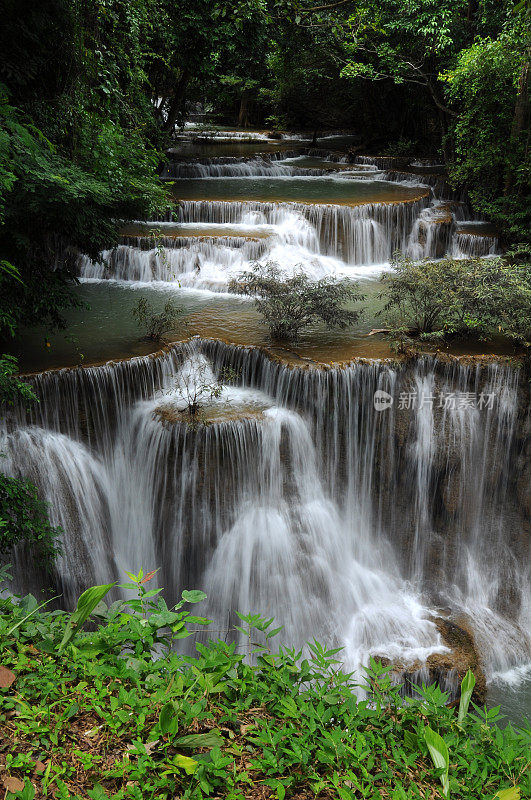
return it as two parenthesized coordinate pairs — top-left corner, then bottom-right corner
(5, 128), (518, 710)
(150, 196), (431, 273)
(453, 232), (498, 258)
(4, 341), (529, 693)
(77, 145), (497, 292)
(406, 203), (455, 260)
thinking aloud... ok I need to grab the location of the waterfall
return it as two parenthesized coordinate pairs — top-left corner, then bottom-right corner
(406, 203), (455, 260)
(5, 341), (529, 684)
(1, 427), (115, 605)
(356, 155), (407, 170)
(170, 197), (430, 265)
(382, 170), (468, 203)
(78, 197), (440, 288)
(78, 238), (269, 289)
(163, 158), (294, 178)
(453, 232), (498, 258)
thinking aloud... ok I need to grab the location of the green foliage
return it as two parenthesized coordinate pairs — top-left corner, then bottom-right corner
(0, 474), (62, 567)
(458, 669), (476, 724)
(442, 17), (530, 240)
(380, 250), (531, 343)
(132, 297), (184, 342)
(229, 262), (365, 341)
(58, 583), (117, 653)
(1, 574), (529, 799)
(0, 0), (170, 341)
(381, 138), (418, 157)
(0, 355), (36, 407)
(338, 0), (528, 227)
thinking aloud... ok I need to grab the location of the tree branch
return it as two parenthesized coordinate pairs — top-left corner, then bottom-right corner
(300, 0), (352, 12)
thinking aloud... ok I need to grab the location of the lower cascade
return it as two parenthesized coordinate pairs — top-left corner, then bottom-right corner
(4, 341), (530, 693)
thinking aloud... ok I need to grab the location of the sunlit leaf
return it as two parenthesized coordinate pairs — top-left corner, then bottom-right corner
(424, 727), (450, 798)
(458, 669), (475, 723)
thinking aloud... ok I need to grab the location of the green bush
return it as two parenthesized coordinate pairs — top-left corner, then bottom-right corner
(442, 22), (530, 241)
(228, 262), (365, 341)
(380, 249), (531, 343)
(0, 571), (529, 800)
(132, 297), (184, 342)
(0, 475), (61, 567)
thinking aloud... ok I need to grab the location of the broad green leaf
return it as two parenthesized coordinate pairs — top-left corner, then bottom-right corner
(172, 754), (198, 774)
(181, 589), (207, 604)
(424, 727), (450, 798)
(458, 669), (475, 723)
(494, 789), (520, 800)
(159, 701), (178, 736)
(175, 731), (224, 749)
(58, 583), (115, 652)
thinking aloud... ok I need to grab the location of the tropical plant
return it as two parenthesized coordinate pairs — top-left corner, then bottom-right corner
(441, 13), (530, 239)
(0, 573), (529, 800)
(0, 474), (62, 567)
(132, 297), (184, 342)
(380, 250), (531, 343)
(229, 262), (365, 341)
(0, 355), (36, 407)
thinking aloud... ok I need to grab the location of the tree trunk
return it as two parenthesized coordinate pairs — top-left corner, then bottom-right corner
(238, 91), (251, 128)
(437, 108), (452, 165)
(504, 58), (529, 196)
(162, 69), (190, 134)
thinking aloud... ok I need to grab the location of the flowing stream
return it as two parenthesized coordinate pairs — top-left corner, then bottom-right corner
(78, 146), (497, 292)
(4, 132), (528, 712)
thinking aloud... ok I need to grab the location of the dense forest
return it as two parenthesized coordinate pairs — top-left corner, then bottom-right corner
(1, 1), (530, 798)
(0, 0), (529, 353)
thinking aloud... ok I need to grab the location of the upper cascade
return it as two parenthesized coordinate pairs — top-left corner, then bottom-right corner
(78, 152), (496, 293)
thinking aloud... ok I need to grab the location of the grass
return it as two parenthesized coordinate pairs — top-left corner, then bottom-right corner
(0, 568), (529, 800)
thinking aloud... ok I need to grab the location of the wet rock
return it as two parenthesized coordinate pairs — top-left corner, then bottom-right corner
(432, 616), (486, 702)
(154, 404), (265, 427)
(441, 466), (462, 516)
(374, 616), (486, 704)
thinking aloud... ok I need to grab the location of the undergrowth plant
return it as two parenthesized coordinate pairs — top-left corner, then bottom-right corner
(0, 571), (529, 800)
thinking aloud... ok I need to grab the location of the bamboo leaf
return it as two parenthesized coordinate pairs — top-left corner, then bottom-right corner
(457, 669), (475, 723)
(424, 726), (450, 798)
(58, 583), (115, 652)
(175, 731), (224, 749)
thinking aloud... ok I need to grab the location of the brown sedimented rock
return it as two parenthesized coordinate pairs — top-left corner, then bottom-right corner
(374, 615), (486, 704)
(154, 403), (265, 428)
(432, 616), (486, 702)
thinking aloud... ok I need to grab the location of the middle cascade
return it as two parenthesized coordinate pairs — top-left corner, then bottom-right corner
(78, 197), (431, 288)
(78, 151), (445, 289)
